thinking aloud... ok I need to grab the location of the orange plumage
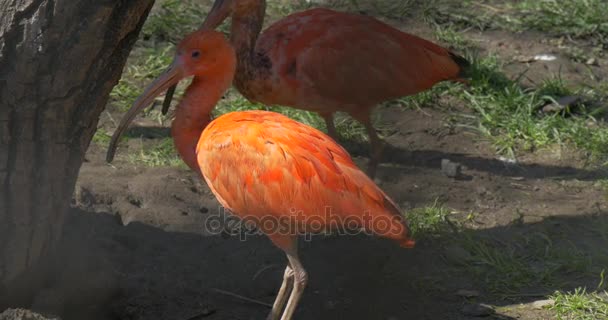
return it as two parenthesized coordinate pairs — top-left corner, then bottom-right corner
(199, 0), (469, 177)
(107, 30), (414, 320)
(199, 110), (413, 250)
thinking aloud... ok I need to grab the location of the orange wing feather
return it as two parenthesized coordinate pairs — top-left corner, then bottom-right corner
(197, 110), (413, 250)
(254, 8), (466, 113)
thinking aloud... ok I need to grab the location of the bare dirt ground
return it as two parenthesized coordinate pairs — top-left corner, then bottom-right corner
(22, 2), (608, 320)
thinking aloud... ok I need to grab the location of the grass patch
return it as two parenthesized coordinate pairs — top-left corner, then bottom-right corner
(405, 200), (455, 238)
(426, 0), (608, 45)
(142, 0), (208, 43)
(459, 235), (541, 294)
(92, 127), (112, 145)
(433, 24), (474, 52)
(455, 232), (599, 294)
(406, 24), (608, 160)
(110, 45), (174, 111)
(508, 0), (608, 42)
(551, 286), (608, 320)
(465, 56), (608, 159)
(127, 138), (185, 168)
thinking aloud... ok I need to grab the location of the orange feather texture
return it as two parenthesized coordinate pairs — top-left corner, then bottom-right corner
(243, 7), (468, 111)
(199, 110), (414, 250)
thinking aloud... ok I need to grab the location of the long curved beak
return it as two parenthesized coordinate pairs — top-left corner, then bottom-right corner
(106, 61), (182, 163)
(201, 0), (232, 30)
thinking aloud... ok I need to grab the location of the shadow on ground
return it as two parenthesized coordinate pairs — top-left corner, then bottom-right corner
(120, 125), (608, 183)
(22, 204), (606, 320)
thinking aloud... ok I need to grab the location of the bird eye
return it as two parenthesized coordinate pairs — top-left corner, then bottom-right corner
(191, 50), (201, 58)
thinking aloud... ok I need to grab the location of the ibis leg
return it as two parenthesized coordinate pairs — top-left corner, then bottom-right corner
(319, 112), (338, 141)
(353, 112), (384, 179)
(267, 264), (294, 320)
(279, 249), (308, 320)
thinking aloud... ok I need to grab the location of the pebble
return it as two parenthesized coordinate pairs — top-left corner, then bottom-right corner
(542, 95), (582, 113)
(586, 58), (598, 66)
(532, 299), (555, 309)
(441, 159), (461, 178)
(534, 54), (557, 61)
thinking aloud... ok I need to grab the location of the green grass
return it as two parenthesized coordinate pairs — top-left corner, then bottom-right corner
(461, 54), (608, 159)
(404, 201), (606, 296)
(426, 0), (608, 45)
(508, 0), (608, 41)
(110, 45), (174, 111)
(421, 24), (608, 160)
(91, 127), (112, 145)
(127, 138), (186, 168)
(405, 200), (455, 238)
(459, 236), (540, 294)
(454, 232), (600, 295)
(141, 0), (208, 43)
(551, 285), (608, 320)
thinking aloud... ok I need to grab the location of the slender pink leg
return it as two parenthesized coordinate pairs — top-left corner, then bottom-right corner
(279, 246), (307, 320)
(266, 264), (294, 320)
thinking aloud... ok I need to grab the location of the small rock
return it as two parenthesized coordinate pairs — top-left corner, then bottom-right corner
(532, 299), (555, 309)
(441, 159), (462, 178)
(557, 96), (582, 107)
(586, 58), (598, 66)
(498, 156), (517, 164)
(534, 54), (557, 61)
(542, 95), (582, 113)
(456, 289), (480, 298)
(462, 303), (495, 317)
(542, 103), (565, 113)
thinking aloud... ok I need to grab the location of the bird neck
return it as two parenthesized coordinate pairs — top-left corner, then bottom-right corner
(230, 0), (266, 77)
(171, 73), (232, 172)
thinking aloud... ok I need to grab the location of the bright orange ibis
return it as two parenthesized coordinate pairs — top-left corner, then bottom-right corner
(188, 0), (470, 178)
(107, 30), (414, 320)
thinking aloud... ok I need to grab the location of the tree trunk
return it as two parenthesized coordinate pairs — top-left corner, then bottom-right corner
(0, 0), (154, 306)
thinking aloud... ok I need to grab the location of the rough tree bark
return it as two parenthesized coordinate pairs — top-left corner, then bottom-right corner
(0, 0), (154, 306)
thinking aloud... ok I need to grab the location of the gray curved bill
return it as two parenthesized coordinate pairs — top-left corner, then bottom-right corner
(106, 62), (181, 163)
